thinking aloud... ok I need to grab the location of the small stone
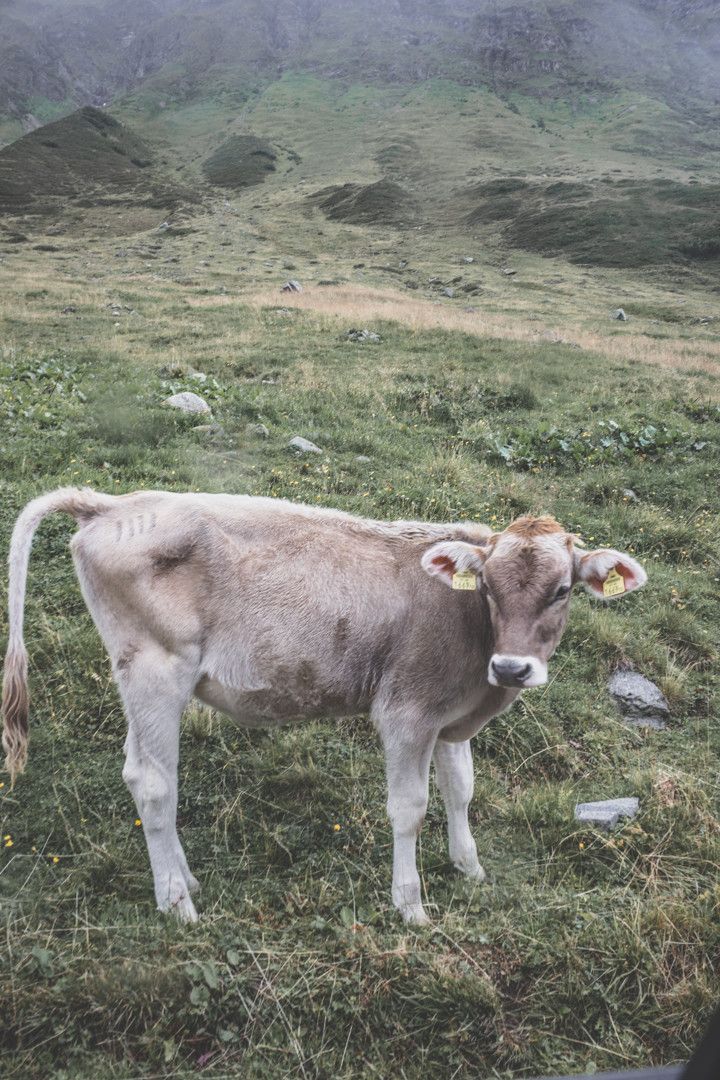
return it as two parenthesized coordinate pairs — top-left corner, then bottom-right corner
(574, 797), (639, 830)
(188, 371), (207, 383)
(61, 305), (77, 314)
(355, 454), (371, 462)
(608, 670), (669, 730)
(462, 256), (475, 263)
(442, 288), (456, 298)
(622, 488), (639, 502)
(612, 308), (628, 321)
(193, 423), (223, 435)
(346, 328), (381, 343)
(246, 422), (269, 438)
(501, 267), (517, 276)
(282, 279), (302, 293)
(163, 392), (211, 415)
(288, 436), (322, 454)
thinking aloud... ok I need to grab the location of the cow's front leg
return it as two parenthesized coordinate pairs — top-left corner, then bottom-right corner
(379, 721), (435, 926)
(433, 738), (485, 882)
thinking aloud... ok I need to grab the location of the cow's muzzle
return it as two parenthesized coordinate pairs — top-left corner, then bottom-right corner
(488, 654), (547, 689)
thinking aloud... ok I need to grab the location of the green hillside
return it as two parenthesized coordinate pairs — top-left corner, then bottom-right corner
(0, 106), (195, 233)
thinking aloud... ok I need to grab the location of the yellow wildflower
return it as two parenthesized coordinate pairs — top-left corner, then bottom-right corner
(333, 823), (341, 832)
(134, 818), (142, 827)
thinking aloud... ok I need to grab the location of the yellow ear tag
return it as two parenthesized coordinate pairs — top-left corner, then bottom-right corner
(603, 567), (626, 598)
(452, 570), (477, 591)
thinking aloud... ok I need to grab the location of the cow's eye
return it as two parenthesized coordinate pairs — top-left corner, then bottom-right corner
(551, 585), (571, 603)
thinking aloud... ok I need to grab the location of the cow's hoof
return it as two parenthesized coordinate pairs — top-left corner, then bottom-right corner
(172, 895), (199, 923)
(185, 873), (201, 896)
(455, 860), (486, 883)
(399, 903), (431, 927)
(159, 890), (199, 923)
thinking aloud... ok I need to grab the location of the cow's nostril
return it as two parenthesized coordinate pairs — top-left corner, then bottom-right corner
(517, 663), (531, 680)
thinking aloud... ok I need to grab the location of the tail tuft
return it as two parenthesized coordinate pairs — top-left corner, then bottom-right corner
(2, 646), (29, 784)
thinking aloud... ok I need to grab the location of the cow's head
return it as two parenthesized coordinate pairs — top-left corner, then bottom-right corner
(421, 515), (646, 690)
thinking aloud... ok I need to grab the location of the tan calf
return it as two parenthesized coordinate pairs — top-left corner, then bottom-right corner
(2, 488), (646, 924)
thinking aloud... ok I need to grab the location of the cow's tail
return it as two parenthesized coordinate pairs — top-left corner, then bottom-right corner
(2, 487), (115, 783)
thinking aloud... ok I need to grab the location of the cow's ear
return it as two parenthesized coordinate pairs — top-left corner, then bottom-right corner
(574, 547), (647, 600)
(421, 540), (490, 589)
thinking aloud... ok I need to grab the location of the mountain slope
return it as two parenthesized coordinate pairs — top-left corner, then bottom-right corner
(1, 0), (720, 149)
(0, 106), (195, 232)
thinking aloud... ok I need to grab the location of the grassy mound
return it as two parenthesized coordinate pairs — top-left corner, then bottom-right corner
(311, 179), (417, 226)
(463, 176), (720, 267)
(0, 107), (190, 218)
(202, 135), (276, 189)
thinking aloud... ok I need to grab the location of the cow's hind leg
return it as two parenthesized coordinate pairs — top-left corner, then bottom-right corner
(117, 646), (199, 922)
(433, 739), (485, 882)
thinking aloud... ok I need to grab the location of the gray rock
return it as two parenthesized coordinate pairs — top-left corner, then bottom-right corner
(612, 308), (628, 321)
(246, 422), (270, 438)
(61, 305), (77, 314)
(288, 436), (322, 454)
(462, 256), (475, 263)
(501, 267), (517, 276)
(282, 279), (302, 293)
(193, 423), (223, 435)
(575, 797), (639, 829)
(622, 488), (639, 502)
(355, 454), (371, 463)
(163, 392), (211, 415)
(442, 288), (456, 298)
(608, 670), (669, 730)
(347, 328), (381, 343)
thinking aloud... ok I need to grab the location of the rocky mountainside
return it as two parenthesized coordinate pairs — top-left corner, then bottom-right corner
(1, 0), (719, 145)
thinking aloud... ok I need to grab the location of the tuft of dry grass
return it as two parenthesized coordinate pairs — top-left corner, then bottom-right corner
(243, 284), (720, 376)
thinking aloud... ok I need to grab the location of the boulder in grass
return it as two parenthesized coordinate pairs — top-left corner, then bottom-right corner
(608, 669), (670, 730)
(288, 436), (322, 454)
(574, 797), (639, 830)
(163, 391), (211, 415)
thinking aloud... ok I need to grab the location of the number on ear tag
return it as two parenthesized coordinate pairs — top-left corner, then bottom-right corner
(603, 568), (626, 597)
(452, 571), (477, 591)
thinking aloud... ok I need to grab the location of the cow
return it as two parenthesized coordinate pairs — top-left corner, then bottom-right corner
(2, 487), (646, 924)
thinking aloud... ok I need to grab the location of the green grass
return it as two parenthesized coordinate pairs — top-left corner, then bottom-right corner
(0, 250), (719, 1078)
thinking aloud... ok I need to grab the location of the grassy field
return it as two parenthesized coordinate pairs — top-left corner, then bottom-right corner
(0, 229), (719, 1079)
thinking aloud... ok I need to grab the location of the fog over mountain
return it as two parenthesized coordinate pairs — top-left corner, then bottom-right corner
(1, 0), (719, 141)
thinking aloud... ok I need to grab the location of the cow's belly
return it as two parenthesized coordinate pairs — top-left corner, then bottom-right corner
(193, 675), (355, 729)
